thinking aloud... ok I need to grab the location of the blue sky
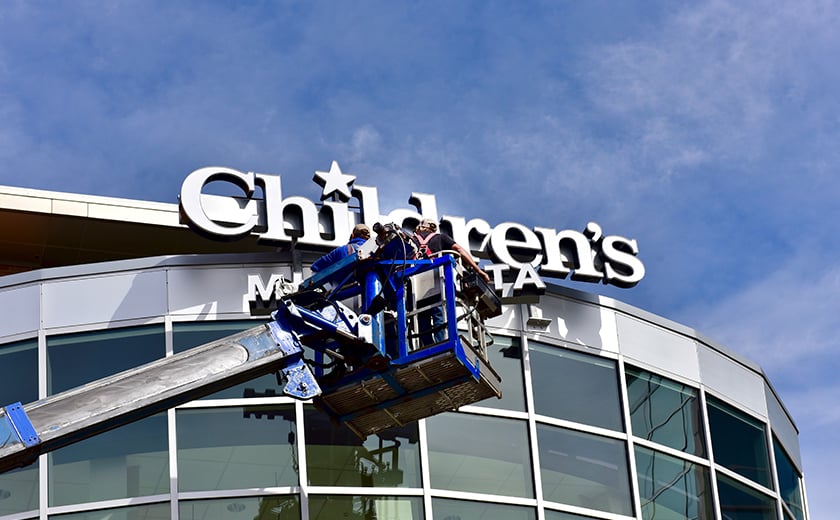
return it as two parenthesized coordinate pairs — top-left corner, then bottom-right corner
(1, 1), (837, 516)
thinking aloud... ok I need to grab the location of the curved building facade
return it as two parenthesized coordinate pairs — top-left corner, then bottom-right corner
(0, 185), (806, 520)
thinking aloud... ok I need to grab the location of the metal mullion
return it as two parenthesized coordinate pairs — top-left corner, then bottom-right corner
(520, 323), (544, 520)
(618, 356), (642, 519)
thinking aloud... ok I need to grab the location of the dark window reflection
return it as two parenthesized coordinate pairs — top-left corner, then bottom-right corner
(626, 366), (706, 457)
(173, 321), (281, 399)
(474, 334), (525, 411)
(52, 501), (171, 519)
(0, 339), (37, 405)
(635, 445), (713, 519)
(707, 397), (771, 488)
(181, 495), (300, 520)
(304, 406), (421, 488)
(426, 413), (534, 498)
(773, 438), (804, 520)
(717, 474), (776, 520)
(0, 464), (38, 517)
(177, 406), (298, 491)
(49, 413), (169, 506)
(544, 510), (601, 520)
(537, 423), (633, 516)
(48, 325), (165, 395)
(309, 495), (422, 520)
(432, 497), (535, 520)
(529, 342), (623, 431)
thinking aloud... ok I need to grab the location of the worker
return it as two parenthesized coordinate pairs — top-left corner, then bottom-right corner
(310, 223), (371, 282)
(412, 219), (490, 345)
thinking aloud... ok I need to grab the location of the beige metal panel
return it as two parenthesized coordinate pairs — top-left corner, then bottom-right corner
(167, 265), (293, 317)
(616, 314), (701, 383)
(698, 346), (768, 417)
(42, 270), (167, 329)
(529, 294), (620, 353)
(0, 284), (40, 339)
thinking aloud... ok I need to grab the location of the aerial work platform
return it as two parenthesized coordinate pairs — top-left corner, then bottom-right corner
(1, 242), (503, 473)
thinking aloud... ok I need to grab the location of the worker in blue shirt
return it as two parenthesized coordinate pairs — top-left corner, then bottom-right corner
(310, 224), (371, 281)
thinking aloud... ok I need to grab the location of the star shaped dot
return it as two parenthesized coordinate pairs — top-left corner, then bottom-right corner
(313, 161), (356, 202)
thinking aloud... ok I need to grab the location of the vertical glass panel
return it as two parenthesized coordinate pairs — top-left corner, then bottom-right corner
(0, 465), (38, 517)
(717, 474), (776, 520)
(304, 405), (420, 487)
(426, 413), (533, 498)
(0, 339), (38, 406)
(635, 445), (713, 519)
(537, 423), (633, 516)
(47, 325), (165, 395)
(707, 397), (771, 488)
(180, 495), (300, 520)
(173, 321), (281, 400)
(529, 342), (623, 431)
(626, 366), (706, 457)
(475, 335), (526, 411)
(177, 405), (298, 491)
(50, 502), (171, 519)
(0, 340), (39, 517)
(309, 495), (422, 520)
(773, 439), (804, 520)
(432, 497), (535, 520)
(49, 413), (169, 506)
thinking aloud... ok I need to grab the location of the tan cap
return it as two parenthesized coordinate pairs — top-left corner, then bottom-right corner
(352, 223), (371, 237)
(418, 218), (438, 231)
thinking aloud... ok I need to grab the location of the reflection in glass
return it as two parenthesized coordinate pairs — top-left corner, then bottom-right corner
(529, 342), (623, 430)
(304, 406), (420, 487)
(0, 465), (38, 517)
(537, 423), (633, 516)
(717, 474), (776, 520)
(635, 445), (713, 519)
(173, 321), (281, 399)
(426, 413), (533, 498)
(177, 406), (298, 491)
(47, 325), (165, 394)
(707, 397), (771, 488)
(49, 414), (169, 506)
(180, 495), (300, 520)
(309, 495), (422, 520)
(626, 366), (706, 457)
(432, 497), (535, 520)
(51, 501), (171, 519)
(0, 339), (37, 406)
(0, 340), (39, 517)
(544, 510), (600, 520)
(774, 439), (804, 520)
(475, 334), (526, 411)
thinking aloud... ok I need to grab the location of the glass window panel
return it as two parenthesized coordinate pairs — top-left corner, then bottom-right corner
(626, 366), (706, 457)
(426, 413), (534, 498)
(309, 495), (422, 520)
(304, 405), (420, 488)
(529, 342), (623, 431)
(773, 438), (804, 520)
(48, 325), (165, 395)
(432, 497), (535, 520)
(50, 502), (171, 519)
(0, 339), (38, 406)
(474, 335), (526, 411)
(48, 413), (169, 506)
(177, 405), (298, 491)
(635, 445), (713, 520)
(544, 510), (600, 520)
(0, 465), (38, 517)
(537, 423), (633, 516)
(173, 321), (282, 399)
(707, 397), (771, 488)
(717, 474), (776, 520)
(180, 495), (300, 520)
